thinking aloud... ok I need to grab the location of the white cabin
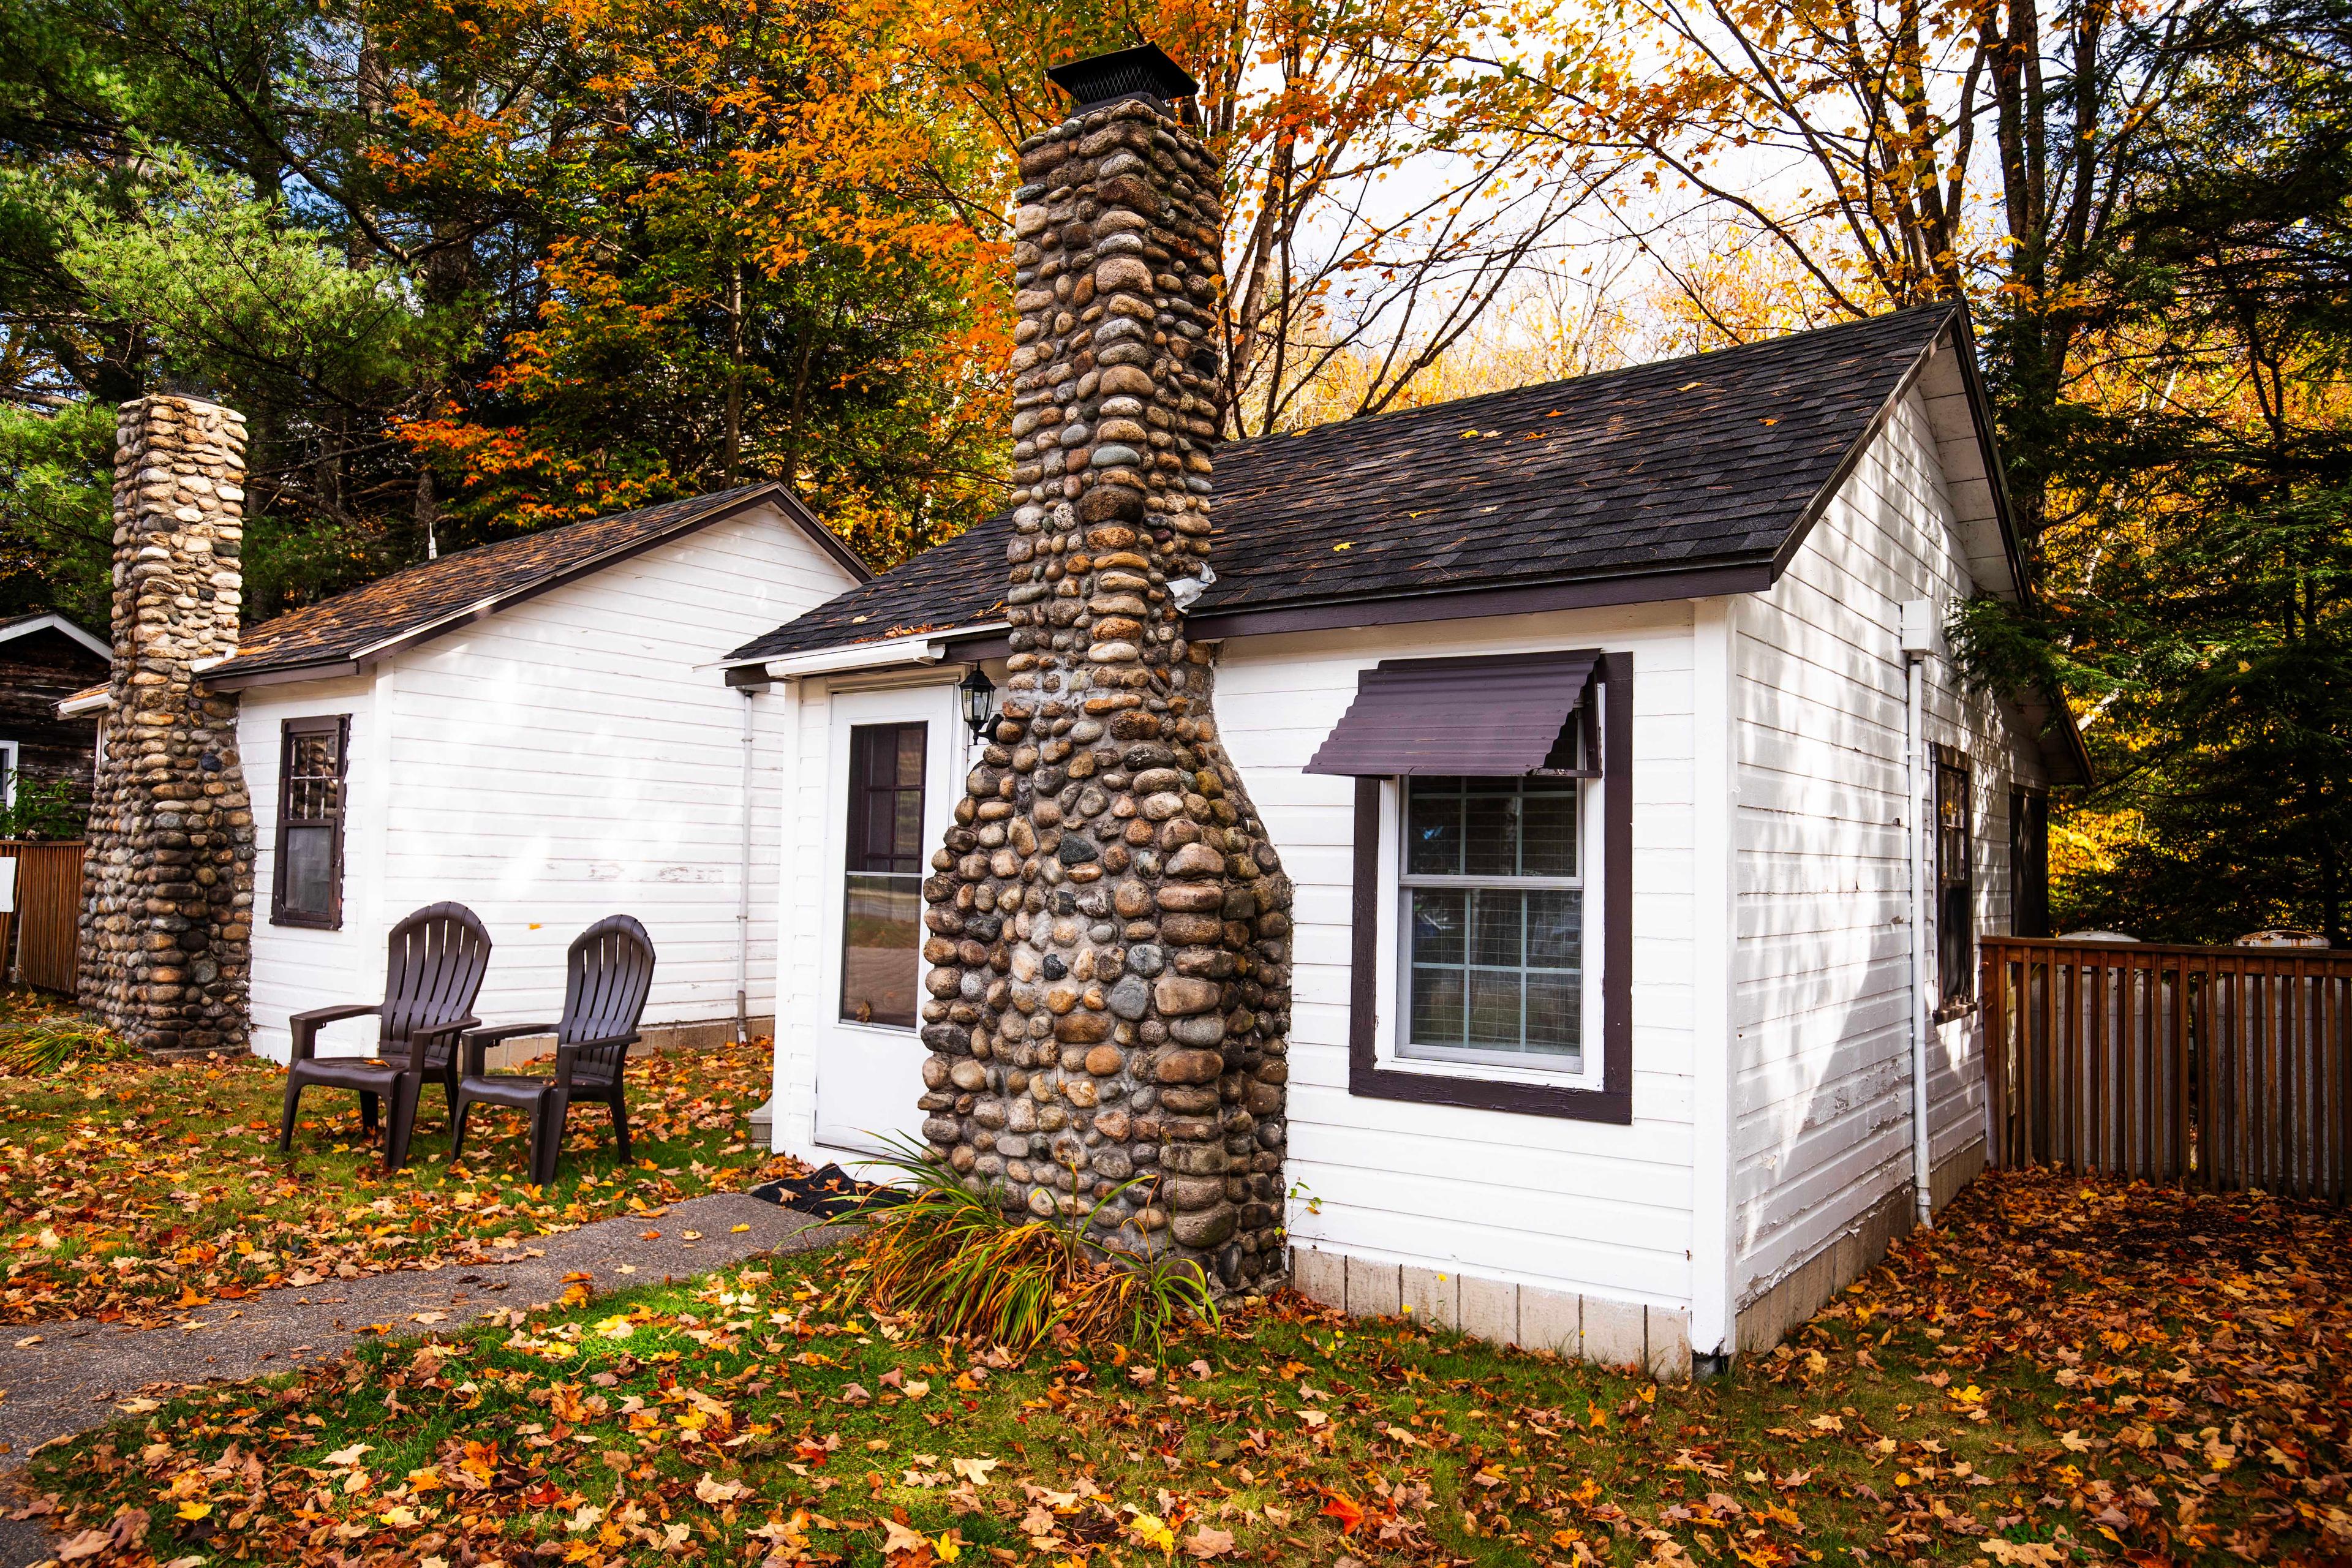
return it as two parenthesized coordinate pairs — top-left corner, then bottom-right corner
(202, 486), (867, 1063)
(728, 306), (2087, 1372)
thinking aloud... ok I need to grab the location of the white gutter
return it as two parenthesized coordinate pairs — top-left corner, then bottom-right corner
(702, 621), (1011, 675)
(1899, 597), (1937, 1229)
(736, 682), (760, 1046)
(750, 635), (951, 680)
(56, 690), (115, 718)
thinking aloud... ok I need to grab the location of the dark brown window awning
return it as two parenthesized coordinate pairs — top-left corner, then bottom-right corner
(1305, 649), (1603, 777)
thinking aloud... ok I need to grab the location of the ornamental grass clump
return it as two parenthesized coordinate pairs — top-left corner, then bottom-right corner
(834, 1142), (1217, 1356)
(0, 1017), (133, 1076)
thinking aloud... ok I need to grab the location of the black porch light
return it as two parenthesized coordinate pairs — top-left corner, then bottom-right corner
(959, 665), (999, 742)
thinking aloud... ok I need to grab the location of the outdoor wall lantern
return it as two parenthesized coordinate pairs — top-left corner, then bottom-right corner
(959, 666), (999, 742)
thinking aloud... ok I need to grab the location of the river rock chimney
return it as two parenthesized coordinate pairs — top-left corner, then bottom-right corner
(914, 45), (1294, 1292)
(78, 394), (256, 1053)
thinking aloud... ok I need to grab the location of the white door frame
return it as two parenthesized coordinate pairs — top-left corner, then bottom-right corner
(812, 679), (960, 1159)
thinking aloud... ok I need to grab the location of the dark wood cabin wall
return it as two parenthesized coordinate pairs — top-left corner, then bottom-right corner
(0, 633), (107, 794)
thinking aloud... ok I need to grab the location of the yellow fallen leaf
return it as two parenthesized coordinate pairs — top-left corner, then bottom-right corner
(1128, 1509), (1175, 1554)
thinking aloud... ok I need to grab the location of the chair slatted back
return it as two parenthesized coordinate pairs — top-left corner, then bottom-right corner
(559, 915), (656, 1084)
(380, 902), (494, 1065)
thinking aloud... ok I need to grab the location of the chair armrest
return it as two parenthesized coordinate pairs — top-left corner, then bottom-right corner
(554, 1032), (640, 1088)
(400, 1015), (481, 1074)
(459, 1022), (557, 1077)
(288, 1003), (379, 1063)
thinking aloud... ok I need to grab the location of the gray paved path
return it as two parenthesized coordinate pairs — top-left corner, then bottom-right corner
(0, 1193), (839, 1566)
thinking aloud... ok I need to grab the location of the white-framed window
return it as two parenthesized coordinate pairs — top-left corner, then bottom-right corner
(1398, 774), (1589, 1072)
(0, 740), (17, 807)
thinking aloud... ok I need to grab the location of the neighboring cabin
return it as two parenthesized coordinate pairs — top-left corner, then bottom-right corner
(0, 613), (108, 813)
(68, 484), (865, 1061)
(723, 303), (2089, 1374)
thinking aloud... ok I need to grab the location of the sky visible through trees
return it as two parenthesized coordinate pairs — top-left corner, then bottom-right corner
(2, 0), (2347, 939)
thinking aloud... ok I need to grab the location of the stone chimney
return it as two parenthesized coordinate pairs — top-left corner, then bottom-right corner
(916, 46), (1294, 1292)
(78, 394), (256, 1054)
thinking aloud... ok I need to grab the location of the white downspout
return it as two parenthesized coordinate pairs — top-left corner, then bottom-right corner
(1901, 598), (1936, 1229)
(736, 682), (759, 1047)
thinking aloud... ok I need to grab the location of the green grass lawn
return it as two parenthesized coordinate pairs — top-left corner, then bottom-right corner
(0, 994), (789, 1326)
(20, 1167), (2347, 1567)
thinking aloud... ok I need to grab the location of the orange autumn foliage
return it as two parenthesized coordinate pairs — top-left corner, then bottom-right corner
(383, 0), (1011, 563)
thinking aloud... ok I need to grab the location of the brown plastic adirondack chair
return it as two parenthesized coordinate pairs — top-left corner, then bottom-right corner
(279, 902), (493, 1172)
(450, 915), (655, 1186)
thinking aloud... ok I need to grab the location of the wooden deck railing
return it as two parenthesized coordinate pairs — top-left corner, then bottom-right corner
(0, 840), (86, 995)
(1982, 936), (2352, 1200)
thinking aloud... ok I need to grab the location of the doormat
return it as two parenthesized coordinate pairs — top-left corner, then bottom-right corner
(750, 1163), (902, 1218)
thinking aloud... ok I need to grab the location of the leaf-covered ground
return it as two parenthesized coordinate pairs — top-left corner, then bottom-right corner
(18, 1166), (2348, 1567)
(0, 1013), (790, 1327)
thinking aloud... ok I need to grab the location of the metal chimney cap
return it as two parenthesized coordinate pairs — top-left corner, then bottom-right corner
(1046, 43), (1199, 111)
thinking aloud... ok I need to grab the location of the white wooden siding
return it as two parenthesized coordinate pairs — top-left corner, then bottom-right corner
(1218, 606), (1703, 1314)
(763, 609), (1706, 1316)
(1728, 385), (2048, 1312)
(242, 674), (386, 1061)
(240, 503), (857, 1062)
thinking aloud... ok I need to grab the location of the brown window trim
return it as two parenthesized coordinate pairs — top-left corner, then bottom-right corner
(1933, 742), (1973, 1004)
(1346, 650), (1633, 1124)
(271, 714), (349, 930)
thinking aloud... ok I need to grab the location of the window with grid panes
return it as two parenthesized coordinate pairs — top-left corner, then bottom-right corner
(1400, 775), (1585, 1069)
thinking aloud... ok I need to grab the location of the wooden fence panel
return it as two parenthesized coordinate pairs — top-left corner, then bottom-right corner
(1983, 937), (2352, 1201)
(0, 841), (85, 995)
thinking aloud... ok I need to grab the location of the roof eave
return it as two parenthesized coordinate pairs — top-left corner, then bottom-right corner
(210, 484), (863, 691)
(0, 613), (110, 662)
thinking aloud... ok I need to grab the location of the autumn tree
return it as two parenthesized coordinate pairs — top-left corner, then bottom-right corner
(910, 0), (1624, 435)
(392, 0), (1013, 565)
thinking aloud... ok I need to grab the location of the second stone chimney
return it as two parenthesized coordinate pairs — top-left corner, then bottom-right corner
(78, 395), (256, 1053)
(916, 47), (1294, 1292)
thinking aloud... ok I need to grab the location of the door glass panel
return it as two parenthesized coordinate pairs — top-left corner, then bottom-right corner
(840, 722), (927, 1027)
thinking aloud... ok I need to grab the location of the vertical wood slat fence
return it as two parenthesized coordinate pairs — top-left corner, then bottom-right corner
(1983, 936), (2352, 1200)
(0, 841), (86, 995)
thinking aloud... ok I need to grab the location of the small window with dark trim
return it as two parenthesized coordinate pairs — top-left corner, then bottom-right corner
(1320, 648), (1634, 1125)
(273, 715), (349, 929)
(1936, 748), (1973, 1001)
(840, 722), (927, 1028)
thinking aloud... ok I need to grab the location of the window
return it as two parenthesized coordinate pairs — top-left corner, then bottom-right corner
(2009, 790), (2049, 937)
(839, 722), (927, 1028)
(0, 741), (16, 808)
(1400, 777), (1585, 1070)
(1936, 747), (1973, 1002)
(1326, 649), (1633, 1124)
(272, 715), (349, 929)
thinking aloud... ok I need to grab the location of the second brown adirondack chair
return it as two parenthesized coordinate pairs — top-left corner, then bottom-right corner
(450, 915), (656, 1186)
(279, 902), (493, 1172)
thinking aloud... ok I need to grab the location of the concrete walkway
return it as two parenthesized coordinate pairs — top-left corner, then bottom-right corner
(0, 1193), (837, 1567)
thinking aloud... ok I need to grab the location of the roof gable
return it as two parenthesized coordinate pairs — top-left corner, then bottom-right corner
(0, 612), (110, 663)
(730, 305), (1973, 665)
(211, 483), (867, 688)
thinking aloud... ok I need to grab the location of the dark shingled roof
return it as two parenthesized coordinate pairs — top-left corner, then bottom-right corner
(214, 483), (866, 685)
(729, 305), (1967, 664)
